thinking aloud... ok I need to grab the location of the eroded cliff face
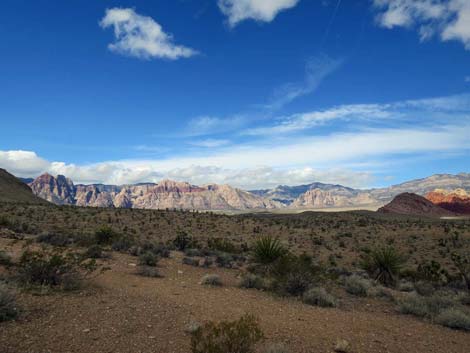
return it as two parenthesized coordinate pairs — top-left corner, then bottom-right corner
(28, 175), (282, 210)
(378, 193), (455, 217)
(425, 188), (470, 215)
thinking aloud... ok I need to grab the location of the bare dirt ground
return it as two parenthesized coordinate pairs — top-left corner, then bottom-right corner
(1, 239), (469, 353)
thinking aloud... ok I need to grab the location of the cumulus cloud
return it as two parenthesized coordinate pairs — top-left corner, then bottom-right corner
(266, 55), (343, 110)
(373, 0), (470, 49)
(218, 0), (300, 27)
(100, 8), (197, 59)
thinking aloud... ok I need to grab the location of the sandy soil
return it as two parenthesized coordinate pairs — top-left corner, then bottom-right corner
(1, 239), (470, 353)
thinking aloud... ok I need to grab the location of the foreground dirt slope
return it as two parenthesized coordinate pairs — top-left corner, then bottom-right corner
(1, 240), (469, 353)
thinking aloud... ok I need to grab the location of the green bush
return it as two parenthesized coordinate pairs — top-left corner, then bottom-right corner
(0, 250), (12, 266)
(94, 226), (116, 245)
(36, 232), (75, 247)
(84, 245), (106, 259)
(139, 252), (158, 267)
(208, 238), (239, 253)
(345, 275), (371, 297)
(302, 287), (337, 307)
(16, 249), (97, 290)
(183, 257), (200, 267)
(361, 247), (405, 286)
(252, 237), (286, 265)
(435, 308), (470, 331)
(111, 236), (135, 252)
(173, 231), (193, 251)
(190, 314), (263, 353)
(0, 283), (18, 322)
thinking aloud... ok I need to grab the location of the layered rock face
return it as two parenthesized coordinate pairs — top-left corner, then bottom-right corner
(378, 192), (455, 217)
(28, 175), (282, 210)
(425, 189), (470, 215)
(290, 188), (376, 208)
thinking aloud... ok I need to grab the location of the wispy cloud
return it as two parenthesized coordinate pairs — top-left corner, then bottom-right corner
(189, 139), (231, 148)
(100, 8), (198, 60)
(218, 0), (300, 27)
(184, 116), (247, 136)
(266, 55), (343, 110)
(373, 0), (470, 50)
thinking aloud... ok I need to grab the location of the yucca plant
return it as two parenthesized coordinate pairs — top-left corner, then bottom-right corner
(361, 247), (405, 286)
(252, 236), (286, 265)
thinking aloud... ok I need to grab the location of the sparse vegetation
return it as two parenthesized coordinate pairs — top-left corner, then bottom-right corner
(435, 308), (470, 331)
(361, 247), (405, 286)
(0, 283), (18, 322)
(139, 252), (158, 267)
(302, 287), (338, 307)
(201, 274), (222, 286)
(190, 314), (263, 353)
(239, 274), (265, 290)
(0, 250), (12, 266)
(252, 236), (286, 265)
(345, 275), (371, 297)
(136, 266), (161, 278)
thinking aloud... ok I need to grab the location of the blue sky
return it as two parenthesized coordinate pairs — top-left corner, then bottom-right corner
(0, 0), (469, 189)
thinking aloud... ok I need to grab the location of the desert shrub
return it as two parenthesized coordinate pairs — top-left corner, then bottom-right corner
(173, 231), (193, 251)
(215, 253), (234, 268)
(361, 247), (405, 286)
(367, 285), (395, 301)
(0, 250), (12, 266)
(94, 226), (116, 245)
(136, 266), (161, 278)
(435, 308), (470, 331)
(185, 248), (204, 257)
(398, 280), (414, 292)
(416, 260), (448, 284)
(36, 232), (75, 247)
(0, 283), (18, 322)
(183, 257), (200, 267)
(190, 314), (263, 353)
(451, 252), (470, 291)
(84, 245), (106, 259)
(16, 250), (97, 290)
(139, 252), (158, 267)
(270, 254), (319, 296)
(398, 294), (456, 318)
(201, 274), (222, 286)
(140, 241), (171, 258)
(302, 287), (337, 307)
(208, 238), (238, 254)
(413, 280), (436, 296)
(239, 274), (264, 290)
(252, 237), (286, 265)
(111, 236), (134, 252)
(345, 275), (371, 297)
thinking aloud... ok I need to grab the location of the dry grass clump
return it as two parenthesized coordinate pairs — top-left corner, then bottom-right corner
(302, 287), (338, 308)
(264, 343), (290, 353)
(435, 308), (470, 331)
(201, 274), (222, 286)
(136, 266), (161, 278)
(183, 257), (200, 267)
(239, 274), (265, 290)
(190, 314), (263, 353)
(344, 275), (371, 297)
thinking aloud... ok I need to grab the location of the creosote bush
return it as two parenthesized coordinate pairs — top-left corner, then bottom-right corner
(190, 314), (263, 353)
(302, 287), (337, 307)
(94, 226), (117, 245)
(0, 283), (18, 322)
(139, 252), (158, 267)
(16, 249), (97, 290)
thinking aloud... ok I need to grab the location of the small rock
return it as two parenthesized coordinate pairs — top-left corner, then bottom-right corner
(83, 329), (91, 333)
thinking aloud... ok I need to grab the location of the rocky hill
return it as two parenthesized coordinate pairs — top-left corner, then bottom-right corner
(378, 193), (455, 217)
(22, 171), (470, 211)
(28, 174), (282, 210)
(0, 169), (48, 204)
(425, 189), (470, 215)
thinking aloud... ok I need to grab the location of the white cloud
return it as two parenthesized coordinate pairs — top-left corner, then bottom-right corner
(266, 55), (343, 110)
(218, 0), (300, 27)
(373, 0), (470, 49)
(189, 139), (231, 148)
(184, 116), (247, 136)
(100, 8), (197, 60)
(1, 123), (469, 189)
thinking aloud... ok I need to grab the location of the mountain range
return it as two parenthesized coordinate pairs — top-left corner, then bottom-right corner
(22, 171), (470, 211)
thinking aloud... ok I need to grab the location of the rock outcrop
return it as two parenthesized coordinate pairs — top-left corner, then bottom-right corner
(0, 169), (48, 204)
(425, 189), (470, 215)
(378, 193), (455, 217)
(28, 174), (282, 210)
